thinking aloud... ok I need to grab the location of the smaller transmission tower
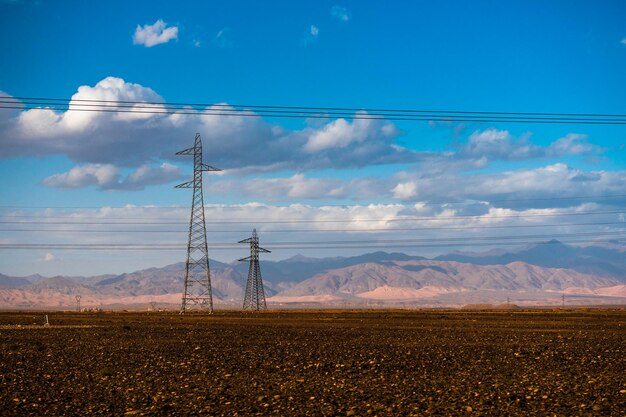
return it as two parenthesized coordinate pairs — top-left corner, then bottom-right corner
(239, 229), (270, 311)
(176, 133), (221, 313)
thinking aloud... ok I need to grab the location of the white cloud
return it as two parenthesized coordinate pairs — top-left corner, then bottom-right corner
(310, 25), (319, 37)
(462, 128), (540, 160)
(240, 173), (347, 200)
(331, 5), (351, 22)
(304, 114), (397, 152)
(388, 163), (626, 209)
(125, 162), (181, 189)
(0, 77), (416, 171)
(621, 38), (626, 45)
(203, 160), (625, 207)
(39, 253), (58, 262)
(133, 19), (178, 47)
(547, 134), (601, 156)
(469, 163), (617, 199)
(42, 162), (182, 191)
(18, 107), (61, 136)
(392, 181), (418, 200)
(207, 175), (385, 202)
(0, 77), (610, 190)
(2, 77), (174, 165)
(460, 128), (601, 161)
(0, 91), (21, 122)
(42, 164), (120, 189)
(6, 198), (624, 276)
(64, 76), (164, 129)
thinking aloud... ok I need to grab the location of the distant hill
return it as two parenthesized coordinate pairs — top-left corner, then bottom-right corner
(435, 239), (626, 281)
(232, 251), (425, 285)
(1, 242), (625, 309)
(0, 274), (32, 288)
(279, 260), (618, 297)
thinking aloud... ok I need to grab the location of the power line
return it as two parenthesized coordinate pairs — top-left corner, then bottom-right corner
(3, 95), (626, 118)
(2, 193), (625, 210)
(1, 238), (623, 251)
(0, 209), (623, 225)
(2, 97), (626, 125)
(3, 229), (625, 247)
(1, 104), (624, 125)
(4, 100), (626, 124)
(0, 221), (624, 234)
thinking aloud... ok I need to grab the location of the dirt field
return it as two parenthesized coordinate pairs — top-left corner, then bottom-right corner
(0, 309), (625, 416)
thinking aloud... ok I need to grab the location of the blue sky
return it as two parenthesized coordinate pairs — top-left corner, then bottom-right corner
(0, 0), (625, 276)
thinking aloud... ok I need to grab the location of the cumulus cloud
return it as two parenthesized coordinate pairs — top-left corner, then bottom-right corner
(42, 162), (182, 191)
(125, 162), (182, 189)
(2, 77), (170, 165)
(240, 173), (347, 200)
(464, 164), (621, 202)
(5, 198), (624, 274)
(461, 129), (541, 160)
(42, 164), (120, 189)
(188, 173), (346, 201)
(305, 115), (397, 152)
(200, 160), (626, 209)
(389, 162), (626, 210)
(459, 128), (601, 161)
(331, 5), (351, 22)
(0, 77), (610, 193)
(547, 134), (602, 156)
(0, 90), (21, 122)
(0, 77), (420, 172)
(133, 19), (178, 47)
(392, 181), (418, 200)
(204, 173), (385, 202)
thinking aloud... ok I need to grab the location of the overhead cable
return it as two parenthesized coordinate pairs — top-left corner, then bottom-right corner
(2, 96), (626, 125)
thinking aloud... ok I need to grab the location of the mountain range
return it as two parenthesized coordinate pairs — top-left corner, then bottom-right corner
(1, 241), (625, 309)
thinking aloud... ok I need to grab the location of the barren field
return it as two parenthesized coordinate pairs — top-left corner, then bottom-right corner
(1, 309), (625, 416)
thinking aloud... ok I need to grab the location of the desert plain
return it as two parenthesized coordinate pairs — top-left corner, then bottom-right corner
(0, 309), (625, 416)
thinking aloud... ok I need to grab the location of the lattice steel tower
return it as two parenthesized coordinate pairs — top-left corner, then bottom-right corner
(176, 133), (221, 313)
(239, 229), (270, 311)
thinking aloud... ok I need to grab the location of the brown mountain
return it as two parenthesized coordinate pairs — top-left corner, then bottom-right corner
(1, 244), (625, 309)
(278, 259), (620, 302)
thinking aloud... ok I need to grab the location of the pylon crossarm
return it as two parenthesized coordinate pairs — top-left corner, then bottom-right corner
(175, 181), (195, 188)
(176, 147), (195, 155)
(200, 164), (222, 172)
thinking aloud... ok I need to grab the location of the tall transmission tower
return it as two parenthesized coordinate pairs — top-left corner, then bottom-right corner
(239, 229), (270, 311)
(176, 133), (221, 313)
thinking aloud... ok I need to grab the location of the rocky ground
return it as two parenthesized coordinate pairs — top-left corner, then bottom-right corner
(0, 309), (625, 416)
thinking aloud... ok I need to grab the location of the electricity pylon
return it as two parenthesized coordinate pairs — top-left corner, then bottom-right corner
(176, 133), (221, 313)
(239, 229), (270, 311)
